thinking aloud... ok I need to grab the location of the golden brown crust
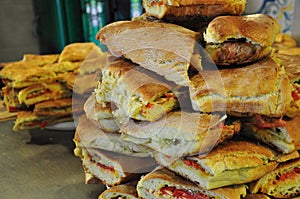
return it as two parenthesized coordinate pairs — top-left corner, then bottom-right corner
(35, 98), (72, 108)
(22, 54), (59, 65)
(151, 0), (246, 6)
(98, 182), (138, 199)
(97, 20), (200, 87)
(285, 116), (300, 150)
(119, 67), (173, 102)
(189, 57), (293, 116)
(138, 168), (247, 199)
(250, 158), (300, 198)
(199, 140), (276, 171)
(58, 42), (101, 62)
(96, 20), (198, 43)
(204, 14), (279, 47)
(143, 0), (246, 20)
(0, 62), (56, 83)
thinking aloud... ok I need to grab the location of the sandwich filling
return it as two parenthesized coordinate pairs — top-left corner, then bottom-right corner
(160, 186), (210, 199)
(251, 158), (300, 198)
(17, 83), (72, 105)
(205, 40), (272, 65)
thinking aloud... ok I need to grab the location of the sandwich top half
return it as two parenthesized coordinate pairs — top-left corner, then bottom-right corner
(189, 57), (293, 117)
(96, 19), (202, 87)
(94, 57), (181, 123)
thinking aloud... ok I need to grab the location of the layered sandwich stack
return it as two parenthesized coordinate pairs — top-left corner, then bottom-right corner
(73, 1), (300, 198)
(0, 42), (105, 131)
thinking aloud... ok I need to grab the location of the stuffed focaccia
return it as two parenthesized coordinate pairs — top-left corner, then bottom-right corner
(13, 111), (73, 131)
(142, 0), (246, 31)
(243, 194), (271, 199)
(73, 146), (157, 186)
(33, 98), (74, 116)
(22, 54), (59, 65)
(241, 114), (300, 154)
(42, 61), (81, 73)
(2, 86), (26, 112)
(250, 158), (300, 198)
(0, 62), (57, 88)
(189, 57), (293, 117)
(58, 42), (102, 62)
(84, 94), (120, 133)
(137, 168), (247, 199)
(155, 140), (280, 190)
(121, 111), (239, 158)
(96, 20), (202, 86)
(95, 58), (179, 123)
(17, 82), (72, 106)
(204, 14), (279, 66)
(98, 181), (138, 199)
(74, 115), (152, 157)
(275, 53), (300, 117)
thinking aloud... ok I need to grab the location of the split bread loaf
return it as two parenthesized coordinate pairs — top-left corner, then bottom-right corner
(84, 94), (120, 133)
(155, 140), (281, 190)
(137, 167), (247, 199)
(121, 111), (239, 157)
(73, 146), (157, 186)
(250, 158), (300, 198)
(241, 115), (300, 154)
(96, 20), (201, 86)
(189, 57), (293, 117)
(204, 14), (279, 66)
(98, 181), (138, 199)
(74, 115), (153, 157)
(142, 0), (246, 31)
(94, 58), (180, 123)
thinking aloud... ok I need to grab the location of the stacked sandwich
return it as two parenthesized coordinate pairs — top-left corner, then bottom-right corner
(0, 42), (105, 131)
(73, 1), (300, 199)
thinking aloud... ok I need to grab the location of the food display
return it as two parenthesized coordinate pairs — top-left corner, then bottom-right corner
(0, 42), (106, 130)
(0, 0), (299, 198)
(72, 1), (300, 199)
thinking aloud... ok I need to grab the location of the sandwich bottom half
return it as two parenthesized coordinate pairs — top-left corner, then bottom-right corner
(154, 140), (284, 190)
(74, 146), (158, 187)
(137, 167), (247, 199)
(250, 158), (300, 199)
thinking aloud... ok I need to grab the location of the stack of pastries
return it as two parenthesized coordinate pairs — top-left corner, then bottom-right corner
(73, 0), (300, 198)
(0, 42), (106, 131)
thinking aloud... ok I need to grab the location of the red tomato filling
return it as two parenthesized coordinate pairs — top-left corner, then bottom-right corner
(161, 186), (209, 199)
(292, 86), (300, 101)
(278, 167), (300, 181)
(88, 154), (115, 173)
(27, 89), (52, 99)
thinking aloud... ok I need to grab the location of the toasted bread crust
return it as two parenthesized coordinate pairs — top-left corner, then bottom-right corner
(189, 57), (293, 116)
(204, 14), (279, 46)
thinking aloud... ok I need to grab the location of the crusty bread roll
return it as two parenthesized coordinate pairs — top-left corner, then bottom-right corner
(58, 42), (101, 63)
(142, 0), (246, 31)
(243, 194), (271, 199)
(121, 111), (238, 157)
(204, 14), (279, 47)
(240, 115), (300, 154)
(74, 115), (153, 157)
(189, 57), (293, 117)
(84, 94), (120, 133)
(155, 140), (280, 190)
(137, 168), (247, 199)
(73, 146), (157, 186)
(203, 14), (279, 65)
(96, 20), (201, 86)
(95, 57), (180, 123)
(17, 83), (71, 106)
(250, 158), (300, 198)
(98, 181), (138, 199)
